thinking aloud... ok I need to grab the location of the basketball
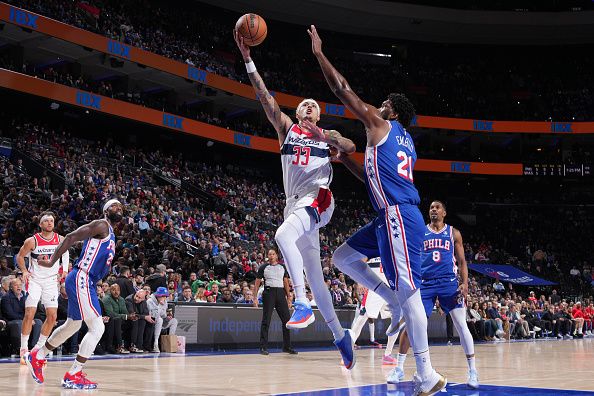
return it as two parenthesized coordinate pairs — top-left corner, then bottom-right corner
(235, 13), (267, 46)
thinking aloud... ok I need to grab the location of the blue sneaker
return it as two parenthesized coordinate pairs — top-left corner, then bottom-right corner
(334, 329), (356, 370)
(286, 301), (315, 329)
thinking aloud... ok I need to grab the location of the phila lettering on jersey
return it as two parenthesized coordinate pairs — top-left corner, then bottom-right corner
(364, 120), (420, 211)
(74, 220), (116, 284)
(280, 124), (333, 199)
(421, 224), (457, 280)
(30, 232), (61, 279)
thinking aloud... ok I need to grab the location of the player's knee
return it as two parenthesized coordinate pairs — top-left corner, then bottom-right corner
(46, 310), (58, 323)
(274, 224), (291, 246)
(24, 307), (36, 319)
(86, 317), (104, 335)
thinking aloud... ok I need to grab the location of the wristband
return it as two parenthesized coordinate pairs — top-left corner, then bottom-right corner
(245, 60), (257, 74)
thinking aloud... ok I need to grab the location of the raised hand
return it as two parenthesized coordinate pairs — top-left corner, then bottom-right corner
(301, 120), (325, 142)
(307, 25), (323, 56)
(233, 29), (251, 61)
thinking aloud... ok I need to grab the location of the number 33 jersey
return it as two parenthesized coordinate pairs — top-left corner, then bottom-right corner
(364, 120), (420, 211)
(280, 123), (333, 199)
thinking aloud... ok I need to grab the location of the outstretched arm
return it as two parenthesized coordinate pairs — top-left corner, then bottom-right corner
(234, 30), (292, 145)
(38, 220), (109, 268)
(300, 120), (356, 154)
(308, 26), (387, 136)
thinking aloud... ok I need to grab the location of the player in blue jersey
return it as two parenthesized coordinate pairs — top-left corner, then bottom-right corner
(390, 201), (479, 389)
(308, 26), (445, 395)
(24, 199), (123, 390)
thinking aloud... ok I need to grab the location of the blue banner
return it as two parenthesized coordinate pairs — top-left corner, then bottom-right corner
(469, 264), (556, 286)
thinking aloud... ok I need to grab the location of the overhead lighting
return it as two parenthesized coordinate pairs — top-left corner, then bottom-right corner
(353, 51), (391, 58)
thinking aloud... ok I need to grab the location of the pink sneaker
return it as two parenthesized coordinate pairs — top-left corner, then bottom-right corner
(382, 355), (398, 365)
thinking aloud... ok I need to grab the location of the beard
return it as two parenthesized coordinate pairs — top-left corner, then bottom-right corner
(107, 211), (123, 223)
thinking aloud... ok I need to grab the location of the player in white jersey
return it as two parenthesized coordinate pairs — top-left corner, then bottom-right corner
(350, 258), (405, 365)
(234, 30), (359, 368)
(16, 211), (69, 363)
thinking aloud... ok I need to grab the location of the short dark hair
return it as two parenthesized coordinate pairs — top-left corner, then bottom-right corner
(431, 200), (447, 211)
(387, 93), (416, 129)
(120, 265), (130, 275)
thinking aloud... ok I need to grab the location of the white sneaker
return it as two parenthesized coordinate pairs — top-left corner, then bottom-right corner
(496, 330), (505, 337)
(412, 370), (447, 396)
(534, 326), (541, 332)
(387, 367), (405, 384)
(467, 369), (479, 389)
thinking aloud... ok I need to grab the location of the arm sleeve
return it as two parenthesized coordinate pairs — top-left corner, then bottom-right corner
(61, 249), (70, 273)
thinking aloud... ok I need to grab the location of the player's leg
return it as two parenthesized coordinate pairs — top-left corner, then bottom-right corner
(387, 327), (409, 383)
(275, 210), (309, 302)
(380, 205), (445, 393)
(332, 219), (401, 335)
(368, 319), (377, 345)
(350, 309), (370, 342)
(301, 230), (355, 368)
(275, 208), (315, 328)
(450, 307), (479, 388)
(22, 278), (42, 359)
(35, 278), (59, 350)
(62, 279), (105, 390)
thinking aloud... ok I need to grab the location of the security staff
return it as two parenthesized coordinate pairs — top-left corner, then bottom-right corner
(254, 249), (297, 355)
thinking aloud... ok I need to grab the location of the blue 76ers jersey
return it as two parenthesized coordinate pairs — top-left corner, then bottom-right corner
(74, 221), (115, 283)
(364, 120), (420, 211)
(421, 224), (457, 280)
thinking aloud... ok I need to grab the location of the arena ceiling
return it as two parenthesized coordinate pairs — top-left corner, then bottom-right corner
(197, 0), (594, 45)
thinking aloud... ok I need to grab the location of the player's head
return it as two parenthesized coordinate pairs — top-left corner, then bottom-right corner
(103, 199), (123, 223)
(296, 98), (320, 124)
(429, 200), (446, 223)
(39, 211), (56, 233)
(379, 93), (416, 128)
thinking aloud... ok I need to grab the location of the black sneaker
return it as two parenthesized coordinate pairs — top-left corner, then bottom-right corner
(282, 347), (298, 355)
(260, 347), (269, 355)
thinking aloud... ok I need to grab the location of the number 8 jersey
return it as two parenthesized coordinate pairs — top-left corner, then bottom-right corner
(364, 120), (420, 211)
(280, 123), (333, 199)
(421, 224), (457, 280)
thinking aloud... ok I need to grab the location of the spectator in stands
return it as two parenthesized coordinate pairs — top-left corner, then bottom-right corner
(194, 287), (206, 302)
(204, 290), (215, 303)
(0, 275), (14, 298)
(550, 290), (561, 305)
(493, 279), (505, 293)
(115, 266), (135, 299)
(466, 302), (487, 341)
(554, 304), (573, 339)
(138, 215), (150, 235)
(218, 287), (235, 303)
(1, 278), (42, 352)
(330, 280), (345, 307)
(102, 283), (136, 354)
(125, 289), (154, 353)
(146, 264), (167, 292)
(178, 286), (194, 303)
(147, 287), (177, 353)
(0, 257), (11, 277)
(487, 301), (506, 338)
(571, 302), (586, 338)
(508, 304), (529, 339)
(541, 305), (556, 337)
(236, 289), (255, 305)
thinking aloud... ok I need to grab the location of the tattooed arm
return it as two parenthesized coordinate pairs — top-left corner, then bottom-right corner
(300, 120), (356, 154)
(234, 30), (292, 145)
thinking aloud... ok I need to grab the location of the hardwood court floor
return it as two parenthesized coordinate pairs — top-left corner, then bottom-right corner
(2, 338), (593, 395)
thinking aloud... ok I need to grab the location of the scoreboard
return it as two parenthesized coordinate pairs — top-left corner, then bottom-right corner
(523, 164), (591, 176)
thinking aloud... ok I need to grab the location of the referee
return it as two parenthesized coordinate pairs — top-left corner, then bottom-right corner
(254, 249), (297, 355)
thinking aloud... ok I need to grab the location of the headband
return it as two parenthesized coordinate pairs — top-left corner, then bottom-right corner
(103, 199), (122, 213)
(39, 214), (54, 224)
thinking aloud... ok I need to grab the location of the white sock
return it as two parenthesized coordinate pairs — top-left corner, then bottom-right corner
(397, 353), (407, 369)
(369, 322), (375, 342)
(35, 334), (48, 350)
(414, 349), (433, 380)
(36, 345), (51, 359)
(385, 334), (397, 357)
(68, 360), (84, 375)
(467, 356), (476, 371)
(21, 334), (30, 350)
(398, 289), (433, 381)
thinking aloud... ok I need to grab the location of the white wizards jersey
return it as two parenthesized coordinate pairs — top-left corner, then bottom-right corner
(280, 124), (333, 199)
(30, 232), (62, 279)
